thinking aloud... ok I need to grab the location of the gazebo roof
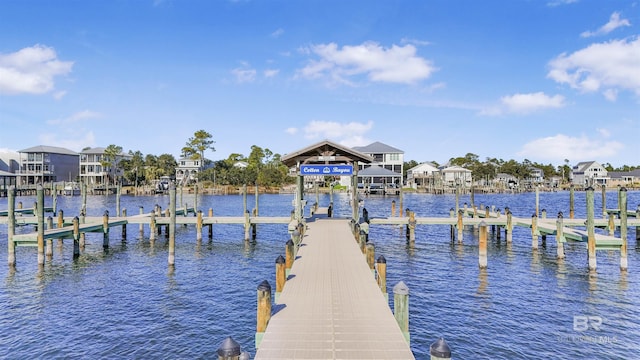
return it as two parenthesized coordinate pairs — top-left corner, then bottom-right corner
(281, 139), (374, 168)
(358, 165), (401, 177)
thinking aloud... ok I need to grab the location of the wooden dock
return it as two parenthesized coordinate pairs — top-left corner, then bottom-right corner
(254, 217), (415, 359)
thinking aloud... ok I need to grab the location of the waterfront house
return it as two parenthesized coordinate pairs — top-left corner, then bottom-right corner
(176, 157), (201, 186)
(607, 169), (640, 187)
(352, 141), (404, 186)
(406, 162), (440, 189)
(17, 145), (79, 186)
(79, 147), (130, 186)
(441, 165), (472, 187)
(495, 173), (518, 189)
(571, 161), (608, 187)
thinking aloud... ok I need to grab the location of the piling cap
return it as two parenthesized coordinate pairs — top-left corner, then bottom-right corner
(430, 337), (451, 358)
(377, 255), (386, 264)
(286, 239), (294, 246)
(393, 281), (409, 295)
(275, 255), (285, 264)
(217, 336), (241, 357)
(239, 351), (250, 360)
(257, 280), (271, 292)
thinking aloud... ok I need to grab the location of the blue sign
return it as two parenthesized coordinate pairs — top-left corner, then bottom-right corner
(300, 165), (353, 176)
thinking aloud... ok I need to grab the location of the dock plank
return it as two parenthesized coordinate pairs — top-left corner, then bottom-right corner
(255, 219), (414, 360)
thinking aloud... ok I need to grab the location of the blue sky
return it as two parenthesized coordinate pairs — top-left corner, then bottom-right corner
(0, 0), (638, 168)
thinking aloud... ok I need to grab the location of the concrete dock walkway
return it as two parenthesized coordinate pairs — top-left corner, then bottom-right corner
(254, 218), (414, 359)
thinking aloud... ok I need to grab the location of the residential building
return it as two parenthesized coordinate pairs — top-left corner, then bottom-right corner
(406, 162), (440, 189)
(607, 169), (640, 187)
(441, 165), (472, 187)
(571, 161), (608, 187)
(176, 157), (204, 185)
(17, 145), (79, 186)
(79, 147), (129, 186)
(352, 141), (404, 186)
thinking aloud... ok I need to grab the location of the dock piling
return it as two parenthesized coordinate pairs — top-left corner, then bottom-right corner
(531, 214), (539, 250)
(376, 255), (387, 300)
(37, 185), (45, 266)
(216, 336), (242, 360)
(255, 280), (271, 349)
(430, 337), (452, 360)
(556, 212), (565, 259)
(73, 216), (80, 258)
(102, 210), (109, 249)
(393, 281), (410, 344)
(275, 255), (286, 303)
(169, 184), (176, 266)
(586, 187), (597, 271)
(285, 239), (294, 277)
(8, 187), (15, 267)
(366, 243), (375, 274)
(620, 187), (628, 271)
(46, 216), (53, 258)
(479, 221), (488, 269)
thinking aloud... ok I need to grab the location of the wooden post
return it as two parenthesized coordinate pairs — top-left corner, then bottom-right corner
(393, 281), (410, 344)
(556, 212), (565, 259)
(430, 337), (452, 360)
(399, 187), (404, 217)
(139, 206), (144, 236)
(81, 182), (87, 216)
(620, 187), (628, 271)
(366, 243), (375, 274)
(121, 208), (127, 239)
(408, 211), (416, 243)
(586, 187), (596, 271)
(391, 200), (396, 217)
(479, 221), (488, 268)
(601, 184), (607, 217)
(506, 209), (513, 243)
(275, 255), (286, 303)
(7, 187), (16, 267)
(208, 208), (214, 239)
(57, 209), (64, 228)
(194, 183), (198, 213)
(52, 185), (57, 214)
(359, 230), (366, 254)
(46, 216), (53, 258)
(255, 280), (271, 349)
(116, 183), (121, 217)
(455, 186), (460, 216)
(457, 210), (463, 243)
(73, 216), (80, 258)
(102, 210), (109, 249)
(608, 212), (616, 236)
(495, 209), (502, 240)
(37, 184), (45, 266)
(196, 210), (203, 241)
(535, 186), (539, 217)
(449, 208), (455, 241)
(285, 239), (294, 277)
(168, 184), (176, 266)
(569, 185), (575, 219)
(243, 184), (247, 215)
(636, 205), (640, 241)
(376, 255), (387, 298)
(149, 210), (156, 241)
(244, 210), (250, 242)
(164, 209), (170, 238)
(531, 214), (538, 250)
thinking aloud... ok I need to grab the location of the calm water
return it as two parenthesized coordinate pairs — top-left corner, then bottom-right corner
(1, 190), (639, 359)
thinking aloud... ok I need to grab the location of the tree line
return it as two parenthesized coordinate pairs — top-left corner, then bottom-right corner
(99, 131), (638, 188)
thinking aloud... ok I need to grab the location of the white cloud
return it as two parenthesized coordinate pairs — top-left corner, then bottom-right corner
(297, 41), (437, 85)
(285, 127), (298, 135)
(518, 133), (623, 162)
(47, 110), (102, 125)
(581, 12), (631, 38)
(270, 28), (284, 38)
(231, 66), (256, 83)
(0, 44), (73, 95)
(480, 92), (565, 115)
(502, 92), (566, 113)
(400, 38), (431, 46)
(547, 36), (640, 98)
(302, 120), (373, 146)
(264, 69), (279, 78)
(547, 0), (578, 7)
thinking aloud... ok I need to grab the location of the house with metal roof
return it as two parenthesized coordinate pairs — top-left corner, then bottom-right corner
(79, 147), (130, 186)
(607, 169), (640, 187)
(571, 161), (608, 187)
(351, 141), (404, 186)
(17, 145), (79, 186)
(406, 162), (440, 189)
